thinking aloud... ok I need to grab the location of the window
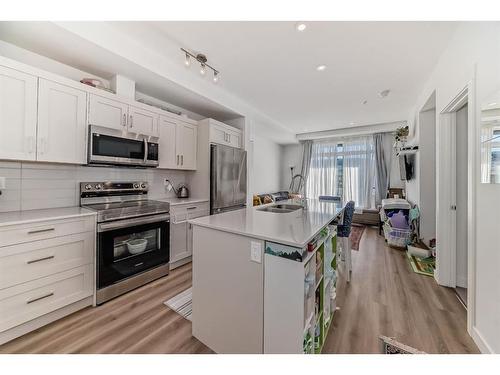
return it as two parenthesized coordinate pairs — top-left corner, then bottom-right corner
(306, 136), (376, 208)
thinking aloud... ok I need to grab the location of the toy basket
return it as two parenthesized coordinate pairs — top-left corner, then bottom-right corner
(383, 222), (412, 249)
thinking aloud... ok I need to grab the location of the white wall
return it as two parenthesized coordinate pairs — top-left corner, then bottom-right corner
(252, 133), (283, 194)
(280, 144), (302, 191)
(406, 22), (500, 353)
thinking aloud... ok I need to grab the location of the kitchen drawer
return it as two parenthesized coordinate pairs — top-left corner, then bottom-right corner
(0, 232), (94, 290)
(0, 216), (95, 248)
(171, 202), (209, 223)
(0, 264), (93, 333)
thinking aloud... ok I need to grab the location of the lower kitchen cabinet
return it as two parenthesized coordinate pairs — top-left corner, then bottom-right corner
(170, 201), (209, 269)
(0, 213), (95, 345)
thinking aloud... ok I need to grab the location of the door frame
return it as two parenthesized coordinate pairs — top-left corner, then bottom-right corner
(438, 77), (477, 334)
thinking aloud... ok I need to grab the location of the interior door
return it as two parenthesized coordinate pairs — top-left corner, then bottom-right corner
(0, 66), (38, 161)
(37, 79), (87, 164)
(128, 105), (159, 137)
(89, 94), (128, 131)
(158, 115), (178, 169)
(455, 104), (468, 289)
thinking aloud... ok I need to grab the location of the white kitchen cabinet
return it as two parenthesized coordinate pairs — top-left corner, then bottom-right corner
(88, 94), (128, 131)
(158, 116), (197, 170)
(204, 118), (243, 149)
(0, 66), (38, 161)
(128, 105), (159, 137)
(158, 116), (178, 169)
(171, 221), (189, 265)
(37, 79), (88, 164)
(170, 201), (209, 269)
(0, 213), (95, 345)
(177, 121), (197, 170)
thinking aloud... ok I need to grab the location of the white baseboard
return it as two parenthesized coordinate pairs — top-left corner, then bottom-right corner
(471, 326), (494, 353)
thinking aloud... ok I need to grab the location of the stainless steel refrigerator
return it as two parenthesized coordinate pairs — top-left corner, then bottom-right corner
(210, 144), (247, 214)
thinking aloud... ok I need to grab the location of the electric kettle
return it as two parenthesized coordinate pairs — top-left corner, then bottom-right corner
(177, 184), (189, 198)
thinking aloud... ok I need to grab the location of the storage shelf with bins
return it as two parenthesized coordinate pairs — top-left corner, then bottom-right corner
(263, 226), (338, 354)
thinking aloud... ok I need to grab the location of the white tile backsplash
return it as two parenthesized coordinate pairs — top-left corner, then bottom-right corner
(0, 161), (192, 213)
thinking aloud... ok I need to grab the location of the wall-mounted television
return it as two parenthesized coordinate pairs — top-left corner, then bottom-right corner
(399, 153), (415, 181)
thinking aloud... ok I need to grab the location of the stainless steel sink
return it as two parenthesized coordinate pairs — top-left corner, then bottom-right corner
(257, 204), (303, 213)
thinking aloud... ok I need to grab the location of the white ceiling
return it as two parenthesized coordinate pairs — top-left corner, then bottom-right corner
(141, 21), (458, 133)
(0, 21), (459, 137)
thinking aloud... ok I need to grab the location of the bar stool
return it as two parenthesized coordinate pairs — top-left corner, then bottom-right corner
(337, 201), (355, 282)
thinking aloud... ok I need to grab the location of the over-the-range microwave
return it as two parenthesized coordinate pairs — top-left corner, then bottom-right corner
(88, 125), (159, 167)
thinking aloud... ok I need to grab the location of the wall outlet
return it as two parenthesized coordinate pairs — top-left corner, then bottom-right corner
(0, 177), (5, 190)
(250, 241), (262, 263)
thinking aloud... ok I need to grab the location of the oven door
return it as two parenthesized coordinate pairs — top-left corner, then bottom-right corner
(88, 125), (147, 166)
(97, 214), (170, 289)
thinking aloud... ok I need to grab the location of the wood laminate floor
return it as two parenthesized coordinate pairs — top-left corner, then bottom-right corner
(0, 228), (478, 354)
(323, 228), (479, 354)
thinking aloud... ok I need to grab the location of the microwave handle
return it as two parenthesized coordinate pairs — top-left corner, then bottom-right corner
(143, 139), (148, 164)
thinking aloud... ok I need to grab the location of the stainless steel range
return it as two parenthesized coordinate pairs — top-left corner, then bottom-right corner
(80, 181), (170, 305)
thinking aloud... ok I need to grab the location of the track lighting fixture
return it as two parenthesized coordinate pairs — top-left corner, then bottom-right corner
(181, 48), (220, 83)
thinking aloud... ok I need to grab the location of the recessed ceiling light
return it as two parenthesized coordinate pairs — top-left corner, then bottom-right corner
(296, 23), (307, 32)
(316, 65), (326, 71)
(379, 89), (391, 98)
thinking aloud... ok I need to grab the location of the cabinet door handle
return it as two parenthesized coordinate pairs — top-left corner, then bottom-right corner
(130, 115), (133, 128)
(123, 114), (127, 127)
(27, 255), (55, 264)
(187, 207), (197, 210)
(177, 155), (180, 165)
(27, 292), (54, 304)
(27, 228), (55, 235)
(181, 155), (184, 166)
(228, 134), (231, 143)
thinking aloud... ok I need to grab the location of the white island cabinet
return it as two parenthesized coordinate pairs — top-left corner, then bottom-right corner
(189, 199), (344, 354)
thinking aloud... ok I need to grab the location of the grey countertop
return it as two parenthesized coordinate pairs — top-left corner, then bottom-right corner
(189, 199), (344, 248)
(0, 206), (96, 227)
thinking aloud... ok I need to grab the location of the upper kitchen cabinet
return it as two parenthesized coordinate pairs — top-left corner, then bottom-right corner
(89, 94), (159, 137)
(202, 118), (243, 149)
(158, 115), (197, 170)
(128, 105), (159, 137)
(0, 66), (38, 161)
(177, 120), (197, 170)
(88, 94), (128, 131)
(158, 115), (178, 169)
(37, 79), (87, 164)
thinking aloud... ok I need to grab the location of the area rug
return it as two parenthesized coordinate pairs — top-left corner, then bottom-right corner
(164, 287), (192, 321)
(379, 336), (426, 354)
(350, 224), (366, 251)
(406, 252), (435, 277)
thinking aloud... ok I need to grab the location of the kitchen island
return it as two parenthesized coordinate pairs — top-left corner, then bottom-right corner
(189, 198), (344, 354)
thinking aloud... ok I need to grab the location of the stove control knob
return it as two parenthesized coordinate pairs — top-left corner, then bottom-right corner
(133, 183), (139, 189)
(141, 183), (147, 189)
(95, 184), (102, 190)
(85, 184), (92, 190)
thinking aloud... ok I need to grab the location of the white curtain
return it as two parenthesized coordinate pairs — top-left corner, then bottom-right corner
(306, 142), (343, 200)
(306, 135), (376, 208)
(343, 136), (376, 208)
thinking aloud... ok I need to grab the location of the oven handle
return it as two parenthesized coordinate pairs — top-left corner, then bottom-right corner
(98, 214), (170, 232)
